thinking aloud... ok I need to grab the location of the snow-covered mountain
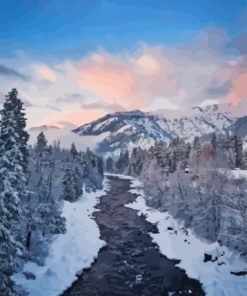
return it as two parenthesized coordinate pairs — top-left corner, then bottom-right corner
(73, 110), (173, 156)
(73, 106), (234, 157)
(28, 105), (246, 156)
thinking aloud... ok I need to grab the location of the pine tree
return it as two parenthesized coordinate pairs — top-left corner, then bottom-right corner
(233, 135), (243, 168)
(211, 132), (217, 153)
(193, 136), (202, 163)
(116, 150), (129, 173)
(105, 157), (114, 173)
(97, 157), (104, 176)
(35, 132), (48, 175)
(73, 167), (83, 198)
(0, 89), (29, 295)
(62, 163), (82, 202)
(70, 142), (78, 158)
(36, 132), (47, 155)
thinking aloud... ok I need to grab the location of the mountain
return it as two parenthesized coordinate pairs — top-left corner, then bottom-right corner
(73, 106), (234, 157)
(73, 110), (173, 156)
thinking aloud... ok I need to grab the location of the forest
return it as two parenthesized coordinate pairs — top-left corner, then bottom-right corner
(0, 89), (104, 295)
(106, 131), (247, 256)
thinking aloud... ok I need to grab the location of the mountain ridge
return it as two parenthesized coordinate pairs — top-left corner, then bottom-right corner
(72, 106), (237, 156)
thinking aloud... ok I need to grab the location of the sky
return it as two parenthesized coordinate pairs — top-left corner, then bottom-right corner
(0, 0), (246, 127)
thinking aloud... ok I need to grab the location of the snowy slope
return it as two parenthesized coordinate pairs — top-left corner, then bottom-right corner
(126, 178), (247, 296)
(73, 106), (234, 156)
(73, 110), (173, 157)
(12, 181), (109, 296)
(157, 105), (232, 142)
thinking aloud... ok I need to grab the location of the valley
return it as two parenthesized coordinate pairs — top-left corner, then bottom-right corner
(63, 176), (204, 296)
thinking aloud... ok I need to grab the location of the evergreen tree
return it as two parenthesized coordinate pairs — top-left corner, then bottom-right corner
(116, 150), (129, 173)
(73, 167), (83, 198)
(211, 132), (217, 153)
(233, 135), (243, 168)
(62, 163), (82, 202)
(70, 142), (78, 158)
(36, 132), (47, 155)
(97, 157), (104, 176)
(0, 89), (29, 295)
(105, 157), (114, 173)
(193, 136), (202, 163)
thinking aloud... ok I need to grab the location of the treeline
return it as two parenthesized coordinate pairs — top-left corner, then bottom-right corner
(107, 132), (247, 257)
(0, 89), (104, 295)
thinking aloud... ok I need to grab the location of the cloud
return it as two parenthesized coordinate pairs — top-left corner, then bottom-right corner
(34, 64), (57, 82)
(205, 80), (233, 98)
(80, 101), (125, 112)
(56, 93), (85, 105)
(1, 26), (246, 127)
(57, 121), (77, 129)
(22, 99), (34, 108)
(56, 92), (125, 112)
(227, 71), (247, 106)
(38, 109), (105, 127)
(227, 31), (247, 55)
(44, 104), (61, 111)
(0, 65), (28, 81)
(76, 53), (136, 108)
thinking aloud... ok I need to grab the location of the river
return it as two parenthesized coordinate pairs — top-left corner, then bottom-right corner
(62, 176), (204, 296)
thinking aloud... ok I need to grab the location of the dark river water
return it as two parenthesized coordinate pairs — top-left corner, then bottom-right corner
(62, 176), (205, 296)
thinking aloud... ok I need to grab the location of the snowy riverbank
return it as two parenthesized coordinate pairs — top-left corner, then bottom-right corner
(126, 178), (247, 296)
(13, 180), (109, 296)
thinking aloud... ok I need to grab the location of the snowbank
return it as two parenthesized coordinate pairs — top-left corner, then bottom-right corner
(104, 173), (134, 180)
(13, 180), (109, 296)
(126, 178), (247, 296)
(229, 169), (247, 179)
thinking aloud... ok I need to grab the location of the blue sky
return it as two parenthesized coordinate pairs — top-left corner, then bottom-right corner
(0, 0), (246, 59)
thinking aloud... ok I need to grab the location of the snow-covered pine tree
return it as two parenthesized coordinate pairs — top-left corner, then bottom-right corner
(211, 132), (217, 153)
(15, 91), (29, 173)
(73, 167), (83, 199)
(0, 89), (29, 295)
(62, 164), (76, 201)
(192, 136), (202, 173)
(70, 142), (78, 158)
(36, 132), (47, 154)
(62, 162), (82, 202)
(233, 135), (243, 168)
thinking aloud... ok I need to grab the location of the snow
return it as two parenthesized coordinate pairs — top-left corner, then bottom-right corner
(229, 169), (247, 179)
(12, 180), (109, 296)
(92, 117), (117, 132)
(126, 178), (247, 296)
(104, 173), (134, 180)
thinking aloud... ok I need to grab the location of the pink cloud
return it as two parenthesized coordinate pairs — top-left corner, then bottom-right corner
(39, 109), (105, 127)
(34, 64), (58, 82)
(68, 47), (177, 111)
(7, 27), (245, 127)
(228, 71), (247, 106)
(77, 54), (135, 109)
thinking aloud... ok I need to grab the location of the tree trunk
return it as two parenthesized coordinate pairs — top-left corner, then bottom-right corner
(26, 231), (32, 250)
